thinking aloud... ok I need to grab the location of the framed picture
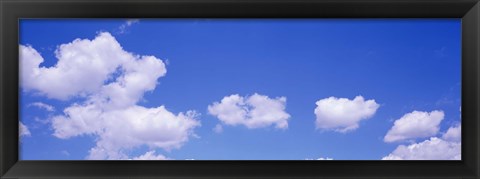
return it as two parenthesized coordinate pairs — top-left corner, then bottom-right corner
(1, 0), (479, 178)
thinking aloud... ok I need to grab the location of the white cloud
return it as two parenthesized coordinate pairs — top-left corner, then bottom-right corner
(382, 137), (460, 160)
(213, 124), (223, 133)
(442, 124), (461, 142)
(316, 157), (333, 160)
(53, 105), (200, 160)
(208, 93), (290, 129)
(384, 110), (444, 143)
(383, 123), (461, 160)
(61, 150), (70, 156)
(131, 150), (169, 160)
(126, 19), (139, 26)
(118, 19), (139, 34)
(19, 122), (31, 137)
(21, 32), (201, 160)
(305, 157), (333, 160)
(20, 32), (135, 100)
(29, 102), (55, 112)
(90, 54), (167, 110)
(34, 116), (49, 124)
(314, 96), (379, 133)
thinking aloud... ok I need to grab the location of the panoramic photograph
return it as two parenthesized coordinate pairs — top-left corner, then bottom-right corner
(19, 19), (461, 160)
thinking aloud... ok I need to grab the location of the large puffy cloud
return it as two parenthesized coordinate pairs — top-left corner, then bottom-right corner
(53, 105), (200, 160)
(383, 124), (461, 160)
(384, 110), (444, 143)
(208, 93), (290, 129)
(314, 96), (379, 133)
(21, 32), (200, 160)
(20, 32), (137, 100)
(19, 122), (31, 137)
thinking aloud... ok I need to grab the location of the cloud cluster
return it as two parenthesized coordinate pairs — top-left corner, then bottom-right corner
(314, 96), (379, 133)
(383, 111), (461, 160)
(20, 29), (460, 161)
(208, 93), (290, 129)
(19, 122), (31, 137)
(384, 110), (444, 143)
(21, 32), (200, 160)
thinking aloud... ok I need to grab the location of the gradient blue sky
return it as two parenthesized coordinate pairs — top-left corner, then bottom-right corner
(19, 19), (461, 160)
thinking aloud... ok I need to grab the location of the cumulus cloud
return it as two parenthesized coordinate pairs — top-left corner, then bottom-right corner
(131, 150), (169, 160)
(384, 110), (444, 143)
(29, 102), (55, 112)
(383, 123), (461, 160)
(314, 96), (379, 133)
(19, 122), (31, 137)
(20, 33), (135, 100)
(52, 105), (200, 160)
(382, 137), (460, 160)
(208, 93), (290, 129)
(442, 124), (461, 142)
(21, 32), (201, 160)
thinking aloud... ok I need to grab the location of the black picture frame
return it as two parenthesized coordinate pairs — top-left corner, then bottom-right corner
(1, 0), (479, 178)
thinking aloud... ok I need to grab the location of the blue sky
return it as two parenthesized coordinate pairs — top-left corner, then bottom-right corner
(19, 19), (461, 160)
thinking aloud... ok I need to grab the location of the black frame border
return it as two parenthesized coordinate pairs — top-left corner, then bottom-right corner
(1, 0), (479, 178)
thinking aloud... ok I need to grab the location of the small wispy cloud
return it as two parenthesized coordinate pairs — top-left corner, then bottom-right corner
(34, 116), (49, 124)
(118, 19), (139, 34)
(29, 102), (55, 112)
(305, 157), (333, 160)
(434, 47), (447, 58)
(61, 150), (70, 156)
(213, 124), (223, 133)
(19, 122), (31, 137)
